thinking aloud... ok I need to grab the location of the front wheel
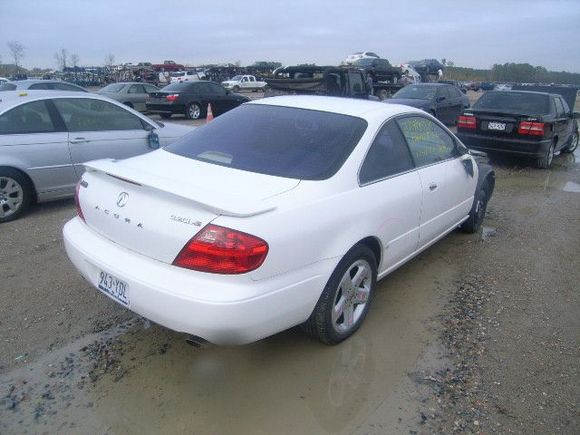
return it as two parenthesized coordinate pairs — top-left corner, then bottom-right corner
(0, 169), (33, 223)
(233, 85), (240, 93)
(561, 131), (578, 153)
(461, 180), (490, 234)
(185, 103), (201, 120)
(303, 245), (377, 344)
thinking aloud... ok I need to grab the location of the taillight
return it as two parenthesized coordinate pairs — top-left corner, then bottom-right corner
(457, 115), (476, 129)
(75, 180), (85, 222)
(518, 121), (545, 137)
(173, 224), (269, 274)
(166, 94), (179, 102)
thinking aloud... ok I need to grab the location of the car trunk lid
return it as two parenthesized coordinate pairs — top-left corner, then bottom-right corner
(463, 109), (545, 138)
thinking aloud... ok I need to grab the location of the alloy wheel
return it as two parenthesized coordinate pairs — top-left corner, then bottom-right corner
(0, 176), (24, 219)
(331, 259), (372, 334)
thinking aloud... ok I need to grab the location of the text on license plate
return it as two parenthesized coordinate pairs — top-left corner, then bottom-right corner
(488, 122), (506, 131)
(98, 271), (129, 306)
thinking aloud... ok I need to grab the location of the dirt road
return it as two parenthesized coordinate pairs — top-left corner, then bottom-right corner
(1, 117), (579, 434)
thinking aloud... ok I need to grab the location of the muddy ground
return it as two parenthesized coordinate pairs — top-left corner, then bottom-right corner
(1, 97), (579, 434)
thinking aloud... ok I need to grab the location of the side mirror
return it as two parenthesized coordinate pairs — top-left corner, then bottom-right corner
(147, 131), (160, 149)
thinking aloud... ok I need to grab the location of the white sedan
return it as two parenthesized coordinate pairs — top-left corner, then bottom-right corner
(63, 96), (494, 345)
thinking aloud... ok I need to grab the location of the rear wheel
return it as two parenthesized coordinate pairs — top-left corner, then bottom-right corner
(461, 179), (490, 234)
(303, 245), (377, 344)
(562, 131), (578, 153)
(0, 169), (33, 223)
(537, 142), (555, 169)
(160, 113), (172, 119)
(185, 103), (201, 120)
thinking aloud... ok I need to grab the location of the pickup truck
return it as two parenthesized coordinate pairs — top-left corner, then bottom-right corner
(221, 75), (267, 92)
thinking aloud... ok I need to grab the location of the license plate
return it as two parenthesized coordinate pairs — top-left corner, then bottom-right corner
(488, 122), (506, 131)
(97, 270), (129, 306)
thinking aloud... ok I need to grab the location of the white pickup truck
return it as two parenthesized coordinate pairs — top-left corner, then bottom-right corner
(221, 75), (267, 92)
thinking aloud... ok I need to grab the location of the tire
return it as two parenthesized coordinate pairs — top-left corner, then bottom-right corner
(233, 86), (240, 93)
(303, 245), (377, 344)
(160, 113), (172, 119)
(537, 142), (555, 169)
(0, 168), (33, 223)
(461, 179), (490, 234)
(561, 130), (578, 154)
(185, 103), (201, 120)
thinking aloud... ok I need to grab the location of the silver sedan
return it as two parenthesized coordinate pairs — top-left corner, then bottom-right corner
(97, 82), (160, 112)
(0, 91), (192, 222)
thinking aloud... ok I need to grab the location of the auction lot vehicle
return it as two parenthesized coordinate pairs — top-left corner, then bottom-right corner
(457, 87), (579, 168)
(221, 75), (268, 92)
(0, 79), (88, 92)
(352, 58), (402, 84)
(0, 91), (191, 222)
(344, 51), (380, 64)
(170, 70), (202, 84)
(97, 82), (160, 112)
(385, 83), (470, 125)
(64, 96), (495, 345)
(146, 81), (250, 119)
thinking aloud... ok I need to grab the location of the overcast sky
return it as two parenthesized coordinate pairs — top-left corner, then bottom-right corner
(1, 0), (579, 72)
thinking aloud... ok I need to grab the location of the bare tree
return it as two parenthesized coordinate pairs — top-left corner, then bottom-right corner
(104, 53), (115, 67)
(7, 41), (25, 73)
(70, 53), (80, 68)
(54, 48), (68, 70)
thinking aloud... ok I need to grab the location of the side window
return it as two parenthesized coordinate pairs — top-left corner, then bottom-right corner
(53, 83), (81, 92)
(397, 116), (457, 167)
(29, 83), (52, 90)
(53, 98), (144, 132)
(128, 84), (145, 94)
(208, 83), (226, 95)
(144, 84), (158, 94)
(0, 100), (56, 135)
(349, 73), (364, 94)
(359, 120), (414, 184)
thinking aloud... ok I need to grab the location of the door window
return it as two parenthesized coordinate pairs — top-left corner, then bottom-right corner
(143, 84), (158, 94)
(0, 100), (56, 134)
(208, 83), (226, 96)
(359, 120), (414, 184)
(349, 73), (364, 94)
(53, 98), (145, 132)
(29, 82), (52, 90)
(128, 84), (145, 94)
(52, 83), (83, 92)
(397, 116), (457, 167)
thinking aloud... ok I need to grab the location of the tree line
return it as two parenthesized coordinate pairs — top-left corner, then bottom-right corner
(446, 62), (580, 85)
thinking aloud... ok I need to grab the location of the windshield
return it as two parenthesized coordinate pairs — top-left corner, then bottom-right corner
(100, 84), (125, 93)
(230, 75), (243, 81)
(166, 104), (367, 180)
(392, 85), (437, 100)
(474, 91), (550, 114)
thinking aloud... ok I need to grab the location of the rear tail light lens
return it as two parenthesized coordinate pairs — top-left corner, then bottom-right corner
(457, 115), (476, 129)
(166, 94), (179, 102)
(173, 224), (269, 274)
(74, 180), (85, 222)
(518, 121), (546, 137)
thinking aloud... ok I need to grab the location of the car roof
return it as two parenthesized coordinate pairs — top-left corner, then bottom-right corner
(0, 90), (120, 112)
(249, 95), (423, 119)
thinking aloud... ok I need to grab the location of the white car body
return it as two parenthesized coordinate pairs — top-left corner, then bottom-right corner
(64, 96), (488, 345)
(221, 75), (267, 91)
(344, 51), (380, 65)
(170, 70), (202, 84)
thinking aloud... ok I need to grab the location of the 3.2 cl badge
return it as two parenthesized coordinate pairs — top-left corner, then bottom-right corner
(117, 192), (129, 207)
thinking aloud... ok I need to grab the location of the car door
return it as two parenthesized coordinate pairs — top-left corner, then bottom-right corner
(447, 86), (464, 121)
(358, 119), (422, 272)
(127, 84), (147, 111)
(397, 115), (477, 248)
(0, 99), (75, 197)
(207, 82), (235, 114)
(435, 87), (453, 124)
(52, 97), (152, 177)
(554, 97), (572, 150)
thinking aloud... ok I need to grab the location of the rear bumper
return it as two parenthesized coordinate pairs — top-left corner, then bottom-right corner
(457, 132), (551, 157)
(145, 103), (185, 114)
(63, 218), (332, 345)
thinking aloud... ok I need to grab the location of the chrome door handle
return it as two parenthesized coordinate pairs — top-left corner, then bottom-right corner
(429, 183), (438, 191)
(70, 137), (89, 144)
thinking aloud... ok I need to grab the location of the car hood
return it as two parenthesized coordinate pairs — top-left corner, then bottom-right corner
(384, 98), (432, 108)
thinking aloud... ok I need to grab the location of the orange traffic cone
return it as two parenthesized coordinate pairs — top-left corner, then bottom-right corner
(206, 103), (214, 123)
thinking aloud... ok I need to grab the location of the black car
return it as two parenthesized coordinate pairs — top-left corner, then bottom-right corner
(456, 88), (579, 168)
(384, 83), (470, 125)
(146, 81), (250, 119)
(352, 58), (401, 83)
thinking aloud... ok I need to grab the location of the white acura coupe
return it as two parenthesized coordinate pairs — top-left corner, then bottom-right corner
(64, 96), (494, 345)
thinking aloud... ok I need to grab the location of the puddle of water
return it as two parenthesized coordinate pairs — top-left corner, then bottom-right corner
(1, 241), (461, 435)
(562, 181), (580, 193)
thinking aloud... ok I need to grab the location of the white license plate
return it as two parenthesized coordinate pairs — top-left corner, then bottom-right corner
(488, 122), (506, 131)
(97, 270), (129, 306)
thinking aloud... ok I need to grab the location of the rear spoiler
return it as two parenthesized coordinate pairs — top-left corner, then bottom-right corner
(512, 85), (578, 113)
(84, 159), (277, 218)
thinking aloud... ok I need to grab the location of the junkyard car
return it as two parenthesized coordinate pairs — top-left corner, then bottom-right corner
(97, 82), (160, 112)
(0, 91), (191, 222)
(64, 96), (494, 345)
(457, 88), (578, 168)
(0, 79), (88, 92)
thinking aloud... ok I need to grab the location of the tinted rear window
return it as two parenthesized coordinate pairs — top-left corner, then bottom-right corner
(166, 104), (367, 180)
(0, 83), (17, 91)
(474, 92), (549, 114)
(161, 82), (197, 92)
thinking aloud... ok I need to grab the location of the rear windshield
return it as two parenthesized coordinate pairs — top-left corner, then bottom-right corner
(0, 83), (17, 91)
(474, 92), (549, 114)
(166, 104), (367, 180)
(161, 82), (195, 92)
(393, 85), (437, 100)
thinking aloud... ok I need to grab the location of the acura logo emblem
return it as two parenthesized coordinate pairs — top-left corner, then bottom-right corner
(117, 192), (129, 207)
